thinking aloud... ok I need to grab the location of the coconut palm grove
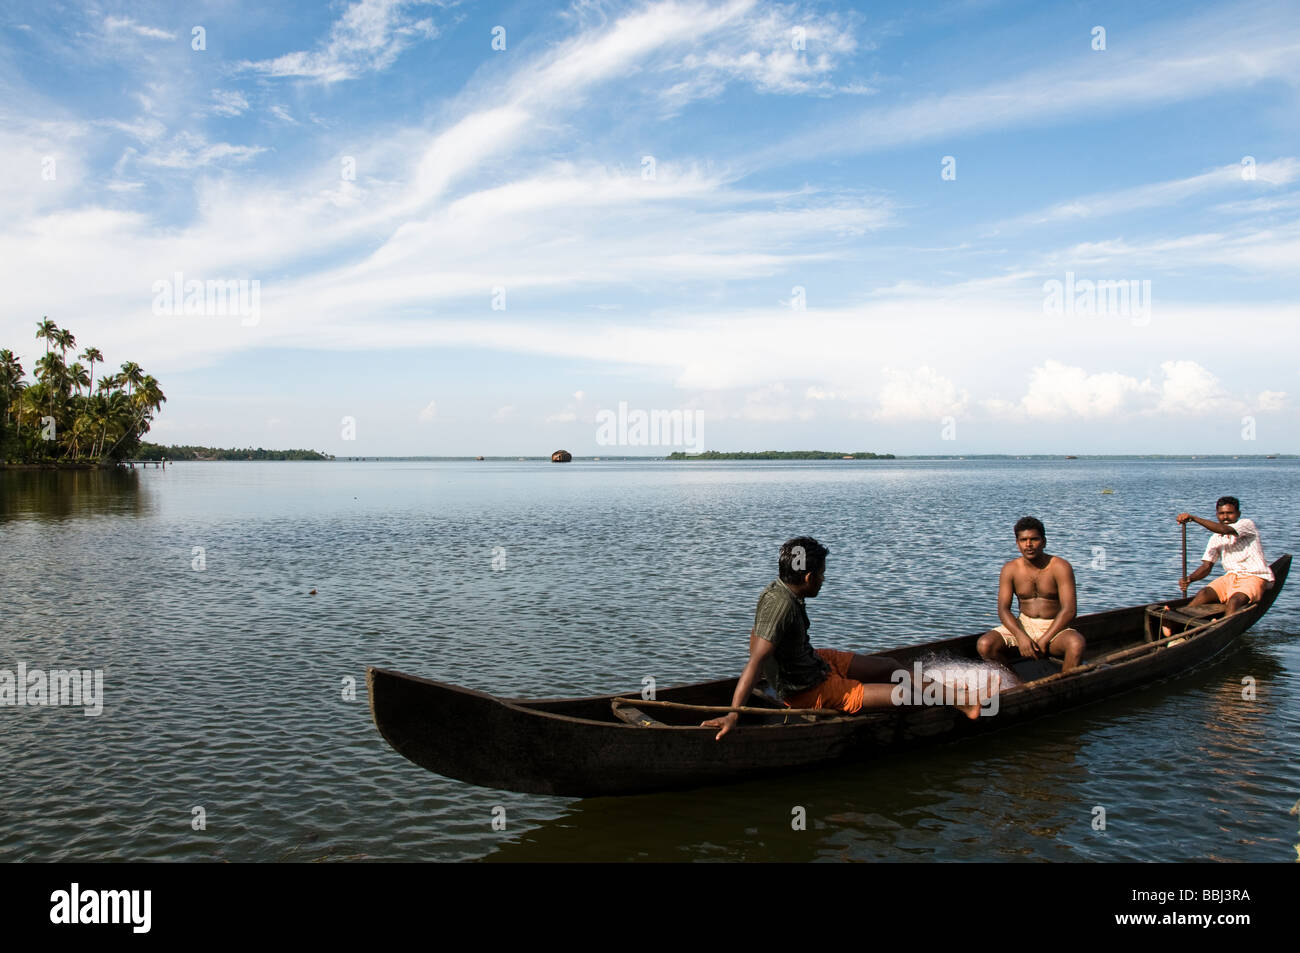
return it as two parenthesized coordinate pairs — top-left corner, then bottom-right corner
(0, 318), (165, 465)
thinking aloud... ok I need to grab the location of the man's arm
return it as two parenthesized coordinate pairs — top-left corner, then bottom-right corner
(1180, 559), (1215, 592)
(1040, 559), (1077, 648)
(1177, 512), (1237, 536)
(703, 636), (776, 741)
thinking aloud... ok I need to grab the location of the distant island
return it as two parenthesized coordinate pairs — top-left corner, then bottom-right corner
(2, 319), (163, 466)
(666, 450), (895, 460)
(138, 443), (333, 461)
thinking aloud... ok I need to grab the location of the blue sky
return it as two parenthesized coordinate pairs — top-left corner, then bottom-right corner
(2, 0), (1297, 455)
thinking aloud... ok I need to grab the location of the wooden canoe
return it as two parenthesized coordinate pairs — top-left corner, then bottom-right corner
(368, 555), (1290, 797)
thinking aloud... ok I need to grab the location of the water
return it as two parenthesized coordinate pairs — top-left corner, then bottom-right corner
(1, 459), (1297, 862)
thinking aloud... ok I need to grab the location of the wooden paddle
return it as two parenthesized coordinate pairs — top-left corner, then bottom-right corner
(1181, 520), (1188, 597)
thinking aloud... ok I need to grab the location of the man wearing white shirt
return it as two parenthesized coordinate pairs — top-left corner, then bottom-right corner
(1177, 496), (1274, 614)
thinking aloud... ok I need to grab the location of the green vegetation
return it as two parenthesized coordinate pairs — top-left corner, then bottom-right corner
(139, 443), (333, 461)
(1, 320), (164, 465)
(666, 450), (895, 460)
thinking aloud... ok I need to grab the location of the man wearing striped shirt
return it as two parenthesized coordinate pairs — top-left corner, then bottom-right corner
(1178, 496), (1274, 614)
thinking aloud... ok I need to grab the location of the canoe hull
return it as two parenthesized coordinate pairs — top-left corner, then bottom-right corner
(369, 555), (1290, 797)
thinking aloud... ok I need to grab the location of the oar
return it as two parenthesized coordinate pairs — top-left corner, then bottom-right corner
(611, 697), (847, 718)
(1181, 520), (1188, 599)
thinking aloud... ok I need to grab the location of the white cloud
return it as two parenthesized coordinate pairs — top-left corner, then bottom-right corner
(1011, 362), (1151, 420)
(130, 134), (266, 169)
(986, 360), (1251, 421)
(1257, 390), (1287, 411)
(238, 0), (440, 83)
(103, 16), (175, 41)
(491, 405), (515, 422)
(875, 366), (968, 420)
(759, 7), (1300, 166)
(994, 158), (1300, 231)
(1156, 360), (1233, 414)
(417, 399), (436, 422)
(660, 5), (870, 109)
(546, 411), (577, 423)
(211, 90), (250, 117)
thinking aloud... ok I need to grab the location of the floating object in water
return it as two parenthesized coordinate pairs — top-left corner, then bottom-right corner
(309, 589), (317, 596)
(1101, 488), (1115, 494)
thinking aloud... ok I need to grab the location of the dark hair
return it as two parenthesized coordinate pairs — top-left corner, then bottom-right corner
(1216, 496), (1240, 511)
(779, 537), (829, 583)
(1014, 516), (1045, 539)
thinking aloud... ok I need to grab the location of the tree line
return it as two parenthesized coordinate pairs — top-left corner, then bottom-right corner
(138, 443), (332, 461)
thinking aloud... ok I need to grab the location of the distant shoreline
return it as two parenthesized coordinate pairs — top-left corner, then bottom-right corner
(12, 449), (1282, 467)
(313, 453), (1296, 461)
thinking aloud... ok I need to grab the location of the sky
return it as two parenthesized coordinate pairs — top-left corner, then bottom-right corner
(1, 0), (1297, 456)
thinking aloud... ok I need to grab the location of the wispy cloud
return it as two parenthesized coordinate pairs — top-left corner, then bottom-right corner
(757, 5), (1300, 166)
(103, 16), (175, 41)
(211, 90), (250, 118)
(992, 158), (1300, 231)
(238, 0), (440, 83)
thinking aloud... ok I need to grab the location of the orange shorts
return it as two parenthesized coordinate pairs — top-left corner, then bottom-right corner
(782, 649), (866, 714)
(1208, 573), (1266, 605)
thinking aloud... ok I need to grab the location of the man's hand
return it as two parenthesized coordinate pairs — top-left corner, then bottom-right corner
(1178, 577), (1190, 593)
(1015, 633), (1043, 659)
(1176, 512), (1192, 524)
(702, 711), (739, 741)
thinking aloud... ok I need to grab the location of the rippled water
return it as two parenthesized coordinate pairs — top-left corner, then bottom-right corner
(1, 459), (1297, 862)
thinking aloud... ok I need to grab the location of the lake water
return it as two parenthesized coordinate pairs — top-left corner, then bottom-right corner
(1, 459), (1297, 862)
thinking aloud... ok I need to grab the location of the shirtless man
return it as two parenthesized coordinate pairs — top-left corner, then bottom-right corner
(1177, 496), (1273, 614)
(977, 517), (1086, 673)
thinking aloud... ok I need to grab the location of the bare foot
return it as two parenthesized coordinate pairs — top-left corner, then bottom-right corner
(955, 670), (1001, 720)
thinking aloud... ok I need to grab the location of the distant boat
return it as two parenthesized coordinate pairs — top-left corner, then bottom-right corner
(475, 456), (485, 461)
(842, 455), (854, 460)
(1065, 455), (1078, 459)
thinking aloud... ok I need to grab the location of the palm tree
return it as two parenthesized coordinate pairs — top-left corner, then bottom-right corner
(70, 411), (96, 459)
(119, 361), (143, 398)
(55, 328), (76, 364)
(35, 317), (57, 356)
(137, 375), (166, 414)
(0, 349), (22, 426)
(80, 347), (103, 393)
(67, 362), (90, 397)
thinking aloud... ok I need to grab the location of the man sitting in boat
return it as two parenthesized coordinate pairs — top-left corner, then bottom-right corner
(703, 537), (944, 741)
(976, 517), (1086, 674)
(1177, 497), (1273, 613)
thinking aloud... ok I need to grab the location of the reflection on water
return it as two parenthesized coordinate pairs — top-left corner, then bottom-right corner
(0, 468), (150, 520)
(0, 459), (1297, 862)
